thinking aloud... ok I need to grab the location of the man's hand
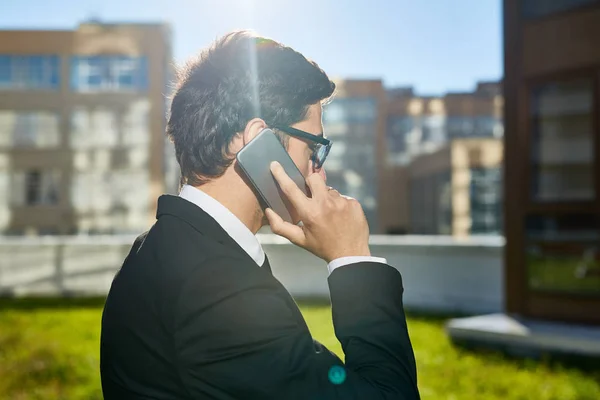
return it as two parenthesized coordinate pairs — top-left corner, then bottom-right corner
(265, 161), (371, 263)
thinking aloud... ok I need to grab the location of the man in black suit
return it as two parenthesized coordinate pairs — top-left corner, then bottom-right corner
(100, 31), (420, 399)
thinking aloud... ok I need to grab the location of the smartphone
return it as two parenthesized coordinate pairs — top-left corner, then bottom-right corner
(236, 128), (308, 223)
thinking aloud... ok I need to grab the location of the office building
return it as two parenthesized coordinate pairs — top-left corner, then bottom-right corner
(0, 21), (174, 235)
(408, 138), (503, 236)
(504, 0), (600, 324)
(323, 79), (387, 233)
(385, 81), (503, 166)
(379, 82), (504, 234)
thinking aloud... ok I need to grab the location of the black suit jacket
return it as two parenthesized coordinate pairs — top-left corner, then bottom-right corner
(100, 195), (420, 399)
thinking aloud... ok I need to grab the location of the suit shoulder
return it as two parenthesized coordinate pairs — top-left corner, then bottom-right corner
(149, 214), (244, 269)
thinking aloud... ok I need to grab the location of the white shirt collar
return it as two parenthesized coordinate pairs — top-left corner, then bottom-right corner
(179, 184), (265, 266)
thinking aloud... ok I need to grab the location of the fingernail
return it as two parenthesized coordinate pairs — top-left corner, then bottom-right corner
(265, 208), (275, 220)
(270, 161), (280, 171)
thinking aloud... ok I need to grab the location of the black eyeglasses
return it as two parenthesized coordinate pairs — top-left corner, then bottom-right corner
(272, 125), (332, 169)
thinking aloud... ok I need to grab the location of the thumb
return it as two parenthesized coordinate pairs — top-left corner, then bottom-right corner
(265, 208), (306, 246)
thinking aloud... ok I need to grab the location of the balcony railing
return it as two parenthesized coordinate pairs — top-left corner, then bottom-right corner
(0, 234), (504, 314)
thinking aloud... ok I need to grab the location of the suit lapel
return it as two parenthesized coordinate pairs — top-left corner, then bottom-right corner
(261, 254), (272, 275)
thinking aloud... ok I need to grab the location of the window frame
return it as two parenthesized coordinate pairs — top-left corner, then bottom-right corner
(521, 0), (600, 20)
(70, 55), (149, 93)
(0, 55), (60, 90)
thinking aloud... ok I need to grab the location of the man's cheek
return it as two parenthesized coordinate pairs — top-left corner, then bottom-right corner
(303, 160), (312, 177)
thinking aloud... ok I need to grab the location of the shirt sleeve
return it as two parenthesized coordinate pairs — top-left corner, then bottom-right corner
(327, 256), (388, 275)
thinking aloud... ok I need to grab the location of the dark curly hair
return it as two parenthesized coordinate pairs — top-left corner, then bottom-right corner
(167, 30), (336, 186)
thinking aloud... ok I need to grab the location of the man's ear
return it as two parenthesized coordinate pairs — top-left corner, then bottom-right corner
(242, 118), (268, 145)
(229, 118), (267, 154)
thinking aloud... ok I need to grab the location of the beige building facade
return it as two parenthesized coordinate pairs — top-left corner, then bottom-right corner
(408, 138), (503, 236)
(379, 82), (503, 234)
(322, 79), (504, 235)
(0, 22), (174, 235)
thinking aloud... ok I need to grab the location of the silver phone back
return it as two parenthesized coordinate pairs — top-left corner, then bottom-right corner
(236, 129), (308, 223)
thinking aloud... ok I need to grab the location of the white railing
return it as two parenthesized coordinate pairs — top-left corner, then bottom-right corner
(0, 234), (505, 314)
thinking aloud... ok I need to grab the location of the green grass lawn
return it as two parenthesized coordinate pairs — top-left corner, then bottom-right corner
(1, 298), (599, 400)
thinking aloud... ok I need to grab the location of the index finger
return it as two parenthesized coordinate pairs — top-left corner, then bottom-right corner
(269, 161), (310, 210)
(305, 173), (328, 199)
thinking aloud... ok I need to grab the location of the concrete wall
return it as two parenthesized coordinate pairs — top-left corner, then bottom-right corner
(0, 234), (505, 314)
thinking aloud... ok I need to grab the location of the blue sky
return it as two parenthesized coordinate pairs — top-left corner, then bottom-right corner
(1, 0), (502, 95)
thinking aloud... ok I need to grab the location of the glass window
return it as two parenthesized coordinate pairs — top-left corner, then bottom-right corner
(0, 55), (60, 90)
(71, 107), (118, 149)
(25, 170), (42, 205)
(421, 115), (446, 145)
(11, 169), (60, 206)
(530, 79), (594, 202)
(473, 116), (500, 137)
(91, 108), (118, 147)
(14, 114), (38, 147)
(386, 121), (410, 163)
(40, 170), (60, 205)
(323, 103), (345, 124)
(351, 99), (377, 122)
(522, 0), (600, 19)
(0, 56), (11, 87)
(71, 56), (148, 92)
(322, 122), (351, 138)
(71, 170), (150, 234)
(470, 167), (503, 235)
(122, 99), (150, 146)
(447, 116), (474, 139)
(71, 172), (93, 212)
(323, 98), (377, 124)
(0, 111), (60, 148)
(14, 112), (60, 147)
(71, 108), (92, 149)
(526, 215), (600, 296)
(387, 116), (414, 156)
